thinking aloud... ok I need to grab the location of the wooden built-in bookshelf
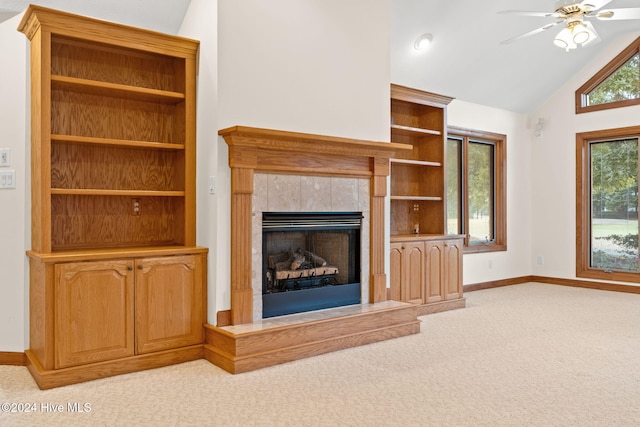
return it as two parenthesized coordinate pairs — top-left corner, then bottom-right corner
(389, 84), (464, 313)
(19, 5), (206, 389)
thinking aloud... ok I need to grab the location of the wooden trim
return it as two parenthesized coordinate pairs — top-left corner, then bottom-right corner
(413, 298), (466, 315)
(216, 310), (232, 327)
(575, 36), (640, 114)
(464, 276), (535, 292)
(390, 83), (454, 107)
(18, 5), (200, 57)
(532, 275), (640, 294)
(25, 345), (203, 390)
(464, 275), (640, 295)
(576, 127), (640, 283)
(0, 352), (27, 366)
(219, 127), (411, 324)
(27, 246), (208, 263)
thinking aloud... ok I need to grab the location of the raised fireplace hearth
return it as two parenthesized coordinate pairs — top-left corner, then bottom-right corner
(205, 126), (420, 374)
(262, 212), (362, 317)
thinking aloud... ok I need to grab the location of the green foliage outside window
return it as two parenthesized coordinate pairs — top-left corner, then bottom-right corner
(590, 138), (640, 272)
(588, 53), (640, 106)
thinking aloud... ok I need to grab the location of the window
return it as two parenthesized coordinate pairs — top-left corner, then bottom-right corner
(447, 127), (506, 252)
(576, 36), (640, 114)
(577, 127), (640, 282)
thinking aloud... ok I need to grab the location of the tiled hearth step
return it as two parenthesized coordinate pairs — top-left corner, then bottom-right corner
(203, 301), (421, 373)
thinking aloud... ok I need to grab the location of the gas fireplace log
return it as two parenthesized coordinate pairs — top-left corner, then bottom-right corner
(300, 249), (327, 267)
(273, 266), (339, 281)
(270, 249), (328, 271)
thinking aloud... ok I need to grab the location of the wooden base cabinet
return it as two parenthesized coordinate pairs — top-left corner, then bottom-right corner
(390, 236), (464, 313)
(28, 248), (207, 388)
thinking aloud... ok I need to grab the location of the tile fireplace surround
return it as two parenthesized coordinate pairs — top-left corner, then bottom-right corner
(204, 127), (422, 374)
(253, 173), (370, 320)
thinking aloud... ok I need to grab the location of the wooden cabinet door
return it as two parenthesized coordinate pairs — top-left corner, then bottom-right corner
(425, 240), (445, 303)
(390, 242), (424, 304)
(403, 242), (425, 304)
(389, 243), (403, 301)
(55, 260), (134, 368)
(135, 255), (204, 354)
(444, 239), (463, 300)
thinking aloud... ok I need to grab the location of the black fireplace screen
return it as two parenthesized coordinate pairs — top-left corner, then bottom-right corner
(262, 212), (361, 318)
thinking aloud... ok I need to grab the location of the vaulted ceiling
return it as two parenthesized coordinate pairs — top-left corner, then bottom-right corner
(391, 0), (640, 113)
(0, 0), (191, 34)
(1, 0), (639, 114)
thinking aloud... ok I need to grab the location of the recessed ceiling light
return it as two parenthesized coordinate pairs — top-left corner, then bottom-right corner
(414, 33), (433, 50)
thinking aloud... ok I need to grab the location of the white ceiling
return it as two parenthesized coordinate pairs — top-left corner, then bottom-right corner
(391, 0), (640, 113)
(1, 0), (639, 114)
(0, 0), (191, 34)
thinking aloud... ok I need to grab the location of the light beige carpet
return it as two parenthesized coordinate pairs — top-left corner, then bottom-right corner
(1, 282), (639, 426)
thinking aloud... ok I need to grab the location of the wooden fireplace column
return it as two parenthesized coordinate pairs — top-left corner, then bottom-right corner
(219, 126), (411, 325)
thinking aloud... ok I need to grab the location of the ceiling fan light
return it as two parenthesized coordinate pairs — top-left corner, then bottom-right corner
(554, 27), (576, 51)
(572, 23), (590, 44)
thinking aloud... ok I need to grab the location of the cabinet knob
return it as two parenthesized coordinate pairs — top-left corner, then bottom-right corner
(138, 265), (144, 270)
(127, 266), (133, 271)
(401, 246), (405, 250)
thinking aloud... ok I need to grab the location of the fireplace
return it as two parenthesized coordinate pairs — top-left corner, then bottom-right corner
(218, 126), (410, 326)
(206, 126), (419, 375)
(262, 212), (361, 318)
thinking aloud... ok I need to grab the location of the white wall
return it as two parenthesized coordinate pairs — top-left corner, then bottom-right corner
(0, 13), (29, 351)
(217, 0), (390, 141)
(178, 0), (219, 324)
(214, 0), (392, 315)
(447, 100), (533, 285)
(531, 32), (640, 284)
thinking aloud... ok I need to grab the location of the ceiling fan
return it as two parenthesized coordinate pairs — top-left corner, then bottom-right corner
(499, 0), (640, 51)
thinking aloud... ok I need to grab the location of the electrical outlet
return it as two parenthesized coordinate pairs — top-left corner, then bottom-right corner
(0, 149), (9, 167)
(209, 176), (215, 194)
(0, 170), (16, 189)
(536, 255), (544, 265)
(132, 198), (141, 215)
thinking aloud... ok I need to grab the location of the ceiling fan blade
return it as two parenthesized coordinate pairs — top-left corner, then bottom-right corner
(498, 10), (560, 18)
(581, 0), (613, 12)
(596, 8), (640, 20)
(499, 21), (564, 45)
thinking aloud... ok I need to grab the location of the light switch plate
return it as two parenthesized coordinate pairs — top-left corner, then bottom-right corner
(0, 170), (16, 189)
(0, 149), (9, 167)
(209, 176), (215, 194)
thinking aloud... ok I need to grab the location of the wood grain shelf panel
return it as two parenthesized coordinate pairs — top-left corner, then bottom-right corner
(391, 124), (441, 137)
(390, 195), (443, 201)
(391, 158), (441, 167)
(51, 134), (184, 150)
(50, 189), (185, 196)
(51, 75), (185, 104)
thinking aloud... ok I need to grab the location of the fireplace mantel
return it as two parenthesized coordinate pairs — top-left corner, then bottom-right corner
(218, 126), (411, 325)
(219, 126), (411, 176)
